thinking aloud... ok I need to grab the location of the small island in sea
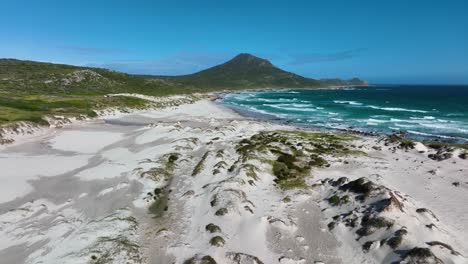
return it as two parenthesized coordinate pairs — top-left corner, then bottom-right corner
(0, 53), (467, 264)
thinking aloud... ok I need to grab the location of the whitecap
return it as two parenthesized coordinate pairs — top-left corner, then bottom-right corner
(290, 103), (314, 108)
(257, 98), (299, 103)
(406, 130), (464, 140)
(446, 113), (464, 117)
(394, 123), (416, 128)
(367, 118), (388, 123)
(410, 116), (435, 120)
(333, 100), (363, 106)
(267, 104), (317, 112)
(366, 122), (380, 126)
(367, 105), (428, 113)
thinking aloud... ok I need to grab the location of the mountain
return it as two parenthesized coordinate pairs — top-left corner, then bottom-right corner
(0, 54), (366, 96)
(163, 53), (321, 89)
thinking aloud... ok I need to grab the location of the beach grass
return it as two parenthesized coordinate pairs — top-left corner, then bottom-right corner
(235, 130), (361, 189)
(0, 94), (149, 125)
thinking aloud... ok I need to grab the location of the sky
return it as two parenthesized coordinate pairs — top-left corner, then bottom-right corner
(1, 0), (467, 84)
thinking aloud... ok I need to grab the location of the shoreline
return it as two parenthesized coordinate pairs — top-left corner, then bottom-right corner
(209, 84), (369, 99)
(216, 88), (468, 145)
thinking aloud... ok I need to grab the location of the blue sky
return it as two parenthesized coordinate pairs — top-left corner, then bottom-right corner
(1, 0), (467, 84)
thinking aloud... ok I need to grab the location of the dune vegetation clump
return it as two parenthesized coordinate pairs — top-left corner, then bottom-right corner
(205, 223), (222, 233)
(234, 130), (359, 189)
(209, 236), (226, 247)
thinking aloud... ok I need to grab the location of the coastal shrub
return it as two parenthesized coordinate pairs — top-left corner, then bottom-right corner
(277, 178), (307, 189)
(200, 256), (217, 264)
(87, 110), (98, 117)
(387, 235), (403, 249)
(205, 223), (221, 233)
(308, 154), (328, 167)
(241, 164), (258, 180)
(154, 188), (162, 196)
(399, 139), (415, 149)
(406, 247), (434, 258)
(341, 195), (350, 204)
(362, 241), (375, 252)
(272, 161), (290, 180)
(210, 195), (218, 207)
(277, 153), (297, 168)
(209, 236), (225, 247)
(214, 161), (227, 169)
(168, 153), (179, 164)
(225, 252), (265, 264)
(363, 216), (393, 228)
(357, 215), (393, 237)
(228, 164), (236, 172)
(328, 195), (341, 206)
(416, 208), (429, 213)
(328, 194), (350, 206)
(340, 177), (375, 196)
(215, 149), (224, 158)
(183, 255), (217, 264)
(215, 208), (228, 216)
(331, 177), (349, 186)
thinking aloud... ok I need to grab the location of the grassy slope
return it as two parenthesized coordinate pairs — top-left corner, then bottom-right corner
(0, 95), (149, 125)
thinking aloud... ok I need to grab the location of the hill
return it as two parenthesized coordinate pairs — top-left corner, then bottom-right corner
(162, 53), (322, 90)
(0, 54), (366, 96)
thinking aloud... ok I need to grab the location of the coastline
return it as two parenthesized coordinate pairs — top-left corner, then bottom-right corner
(217, 87), (468, 145)
(0, 98), (466, 263)
(209, 84), (368, 100)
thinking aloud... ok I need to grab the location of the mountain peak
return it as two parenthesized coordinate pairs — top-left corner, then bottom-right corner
(227, 53), (273, 67)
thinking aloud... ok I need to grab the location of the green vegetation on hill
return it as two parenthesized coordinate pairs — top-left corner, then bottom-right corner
(0, 54), (366, 96)
(0, 95), (148, 125)
(163, 53), (322, 90)
(0, 53), (366, 126)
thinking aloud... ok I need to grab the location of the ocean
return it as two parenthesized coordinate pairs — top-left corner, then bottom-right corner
(220, 85), (468, 143)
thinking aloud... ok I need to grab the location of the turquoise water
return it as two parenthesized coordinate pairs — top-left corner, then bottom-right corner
(221, 85), (468, 143)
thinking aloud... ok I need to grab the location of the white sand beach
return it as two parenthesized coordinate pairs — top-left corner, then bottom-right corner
(0, 98), (466, 264)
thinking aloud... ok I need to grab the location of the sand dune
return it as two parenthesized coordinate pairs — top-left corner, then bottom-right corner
(0, 99), (466, 264)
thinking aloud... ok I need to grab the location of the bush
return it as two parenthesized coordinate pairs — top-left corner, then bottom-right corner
(205, 223), (221, 233)
(272, 161), (289, 180)
(341, 177), (375, 196)
(328, 194), (350, 206)
(406, 247), (433, 258)
(209, 236), (225, 247)
(215, 208), (228, 216)
(387, 235), (403, 249)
